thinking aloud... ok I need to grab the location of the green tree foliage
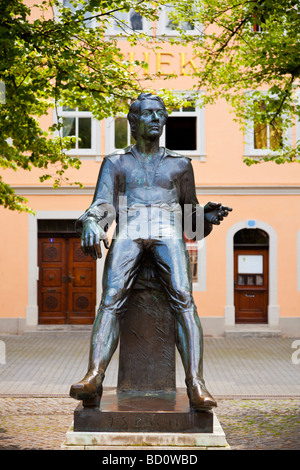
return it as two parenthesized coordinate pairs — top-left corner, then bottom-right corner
(0, 0), (172, 212)
(1, 1), (299, 213)
(167, 0), (300, 165)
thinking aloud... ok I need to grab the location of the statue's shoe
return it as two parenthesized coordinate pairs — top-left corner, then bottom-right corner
(186, 379), (217, 410)
(69, 371), (103, 402)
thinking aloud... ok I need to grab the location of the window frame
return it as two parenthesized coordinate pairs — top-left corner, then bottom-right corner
(56, 105), (101, 158)
(156, 4), (201, 37)
(105, 7), (152, 37)
(105, 116), (133, 155)
(244, 92), (293, 158)
(160, 93), (206, 159)
(185, 238), (206, 291)
(54, 0), (97, 29)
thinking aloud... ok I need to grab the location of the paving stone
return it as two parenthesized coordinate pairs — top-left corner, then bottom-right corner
(0, 332), (299, 450)
(0, 398), (299, 450)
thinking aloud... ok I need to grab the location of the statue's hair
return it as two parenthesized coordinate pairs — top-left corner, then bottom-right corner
(127, 93), (168, 140)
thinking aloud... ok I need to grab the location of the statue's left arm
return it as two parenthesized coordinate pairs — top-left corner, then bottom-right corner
(180, 159), (232, 240)
(180, 159), (213, 240)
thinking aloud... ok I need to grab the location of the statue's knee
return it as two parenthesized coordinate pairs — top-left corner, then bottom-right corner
(169, 289), (193, 313)
(100, 286), (129, 316)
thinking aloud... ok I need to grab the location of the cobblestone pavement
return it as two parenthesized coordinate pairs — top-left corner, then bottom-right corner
(0, 397), (299, 450)
(0, 332), (299, 450)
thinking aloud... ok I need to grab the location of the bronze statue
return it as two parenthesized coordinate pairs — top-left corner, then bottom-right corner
(70, 93), (232, 410)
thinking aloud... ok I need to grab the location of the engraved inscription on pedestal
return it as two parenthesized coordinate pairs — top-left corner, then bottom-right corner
(117, 273), (176, 393)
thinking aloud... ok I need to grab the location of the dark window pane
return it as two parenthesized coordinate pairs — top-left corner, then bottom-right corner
(78, 117), (91, 148)
(130, 9), (143, 30)
(38, 219), (77, 234)
(115, 117), (128, 148)
(234, 228), (269, 246)
(63, 117), (76, 148)
(165, 116), (197, 150)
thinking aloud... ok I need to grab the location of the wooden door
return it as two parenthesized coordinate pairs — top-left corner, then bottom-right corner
(38, 237), (96, 324)
(234, 248), (268, 323)
(67, 238), (96, 324)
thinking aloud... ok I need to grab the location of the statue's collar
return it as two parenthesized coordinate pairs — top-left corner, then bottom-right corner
(122, 146), (183, 158)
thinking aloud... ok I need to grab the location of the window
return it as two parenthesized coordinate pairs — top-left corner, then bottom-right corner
(105, 116), (134, 153)
(253, 23), (264, 33)
(59, 106), (101, 157)
(253, 101), (283, 151)
(113, 9), (145, 33)
(160, 96), (205, 158)
(157, 4), (200, 36)
(165, 103), (197, 151)
(61, 0), (94, 28)
(106, 8), (151, 35)
(244, 96), (292, 157)
(186, 238), (198, 283)
(184, 236), (206, 290)
(113, 117), (135, 149)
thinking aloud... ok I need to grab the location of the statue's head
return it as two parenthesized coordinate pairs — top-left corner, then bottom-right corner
(127, 93), (168, 141)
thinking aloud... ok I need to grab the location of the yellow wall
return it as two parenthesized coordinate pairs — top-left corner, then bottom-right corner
(0, 208), (28, 318)
(0, 7), (299, 333)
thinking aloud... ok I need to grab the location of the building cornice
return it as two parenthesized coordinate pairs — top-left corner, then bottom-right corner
(13, 185), (96, 195)
(12, 185), (300, 196)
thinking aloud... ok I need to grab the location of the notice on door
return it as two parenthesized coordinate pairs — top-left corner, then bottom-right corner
(238, 255), (263, 274)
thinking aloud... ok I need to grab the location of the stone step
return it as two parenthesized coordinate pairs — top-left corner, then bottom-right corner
(225, 324), (282, 337)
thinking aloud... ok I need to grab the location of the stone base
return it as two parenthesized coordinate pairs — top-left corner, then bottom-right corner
(63, 388), (229, 450)
(62, 413), (229, 450)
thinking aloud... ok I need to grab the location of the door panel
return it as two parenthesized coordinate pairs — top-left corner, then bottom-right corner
(234, 248), (268, 323)
(38, 238), (67, 324)
(67, 238), (96, 324)
(38, 237), (96, 325)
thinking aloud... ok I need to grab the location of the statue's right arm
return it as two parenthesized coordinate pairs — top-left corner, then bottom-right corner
(75, 158), (117, 259)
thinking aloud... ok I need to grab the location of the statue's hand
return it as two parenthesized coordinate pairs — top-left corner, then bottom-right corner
(204, 201), (232, 225)
(80, 217), (110, 260)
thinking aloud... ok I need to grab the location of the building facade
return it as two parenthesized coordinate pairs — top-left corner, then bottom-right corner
(0, 4), (299, 336)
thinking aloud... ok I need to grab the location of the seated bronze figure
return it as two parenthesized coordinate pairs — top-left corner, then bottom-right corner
(70, 93), (232, 410)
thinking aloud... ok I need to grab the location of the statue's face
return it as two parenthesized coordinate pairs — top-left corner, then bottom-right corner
(135, 99), (166, 141)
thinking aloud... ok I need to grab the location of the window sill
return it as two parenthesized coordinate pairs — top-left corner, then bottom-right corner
(64, 152), (103, 161)
(185, 154), (206, 161)
(192, 282), (205, 292)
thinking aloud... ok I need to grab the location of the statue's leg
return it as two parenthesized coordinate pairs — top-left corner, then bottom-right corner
(152, 237), (217, 410)
(69, 238), (144, 405)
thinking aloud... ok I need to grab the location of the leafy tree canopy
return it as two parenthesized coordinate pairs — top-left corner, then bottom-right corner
(0, 0), (174, 212)
(1, 0), (299, 212)
(167, 0), (300, 165)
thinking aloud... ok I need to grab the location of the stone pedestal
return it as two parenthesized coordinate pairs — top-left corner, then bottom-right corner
(65, 261), (229, 449)
(73, 388), (213, 433)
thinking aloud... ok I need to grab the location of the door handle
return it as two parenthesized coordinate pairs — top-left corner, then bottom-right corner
(245, 293), (255, 297)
